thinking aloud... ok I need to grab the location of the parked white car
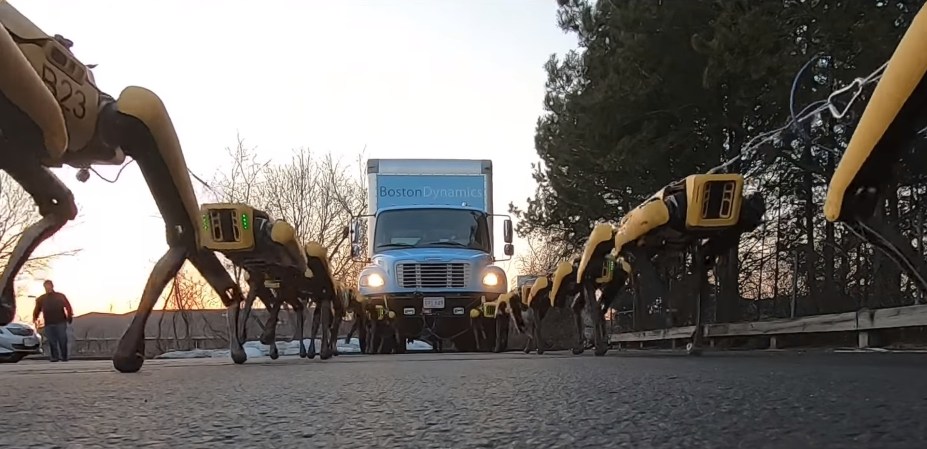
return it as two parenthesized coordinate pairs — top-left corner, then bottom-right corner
(0, 322), (43, 363)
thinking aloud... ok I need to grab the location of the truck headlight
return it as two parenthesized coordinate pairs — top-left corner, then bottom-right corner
(482, 272), (499, 286)
(362, 273), (385, 288)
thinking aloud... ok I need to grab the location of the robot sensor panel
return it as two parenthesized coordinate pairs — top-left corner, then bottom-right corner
(685, 174), (744, 229)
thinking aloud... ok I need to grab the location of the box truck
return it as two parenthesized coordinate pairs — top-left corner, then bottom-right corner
(349, 158), (514, 352)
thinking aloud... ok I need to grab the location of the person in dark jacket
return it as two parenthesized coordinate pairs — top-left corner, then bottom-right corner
(32, 280), (74, 362)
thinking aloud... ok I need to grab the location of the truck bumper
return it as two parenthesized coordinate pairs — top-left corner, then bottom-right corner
(366, 292), (500, 340)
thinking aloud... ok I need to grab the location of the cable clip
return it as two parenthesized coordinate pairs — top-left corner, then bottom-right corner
(76, 168), (90, 183)
(827, 77), (866, 120)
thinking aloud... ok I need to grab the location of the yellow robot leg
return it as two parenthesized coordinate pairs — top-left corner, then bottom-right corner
(112, 246), (186, 373)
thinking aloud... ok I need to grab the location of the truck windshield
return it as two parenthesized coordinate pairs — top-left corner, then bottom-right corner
(373, 208), (491, 253)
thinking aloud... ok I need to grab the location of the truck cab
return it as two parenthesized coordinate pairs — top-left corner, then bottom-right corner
(350, 159), (514, 352)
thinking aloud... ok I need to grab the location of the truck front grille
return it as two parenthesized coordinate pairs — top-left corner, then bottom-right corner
(397, 263), (469, 289)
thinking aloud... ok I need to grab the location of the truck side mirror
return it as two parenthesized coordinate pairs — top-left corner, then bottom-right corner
(353, 219), (364, 242)
(349, 218), (364, 260)
(504, 243), (514, 257)
(503, 219), (513, 244)
(342, 225), (350, 240)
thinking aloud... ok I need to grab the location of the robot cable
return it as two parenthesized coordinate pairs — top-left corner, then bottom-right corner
(81, 157), (221, 201)
(707, 55), (888, 179)
(83, 158), (136, 183)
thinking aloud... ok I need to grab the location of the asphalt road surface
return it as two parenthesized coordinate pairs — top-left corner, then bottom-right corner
(2, 350), (926, 448)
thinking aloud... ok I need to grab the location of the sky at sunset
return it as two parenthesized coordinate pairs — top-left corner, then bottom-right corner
(9, 0), (578, 320)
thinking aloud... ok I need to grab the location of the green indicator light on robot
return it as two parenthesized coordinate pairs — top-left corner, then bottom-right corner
(201, 215), (209, 229)
(241, 213), (249, 230)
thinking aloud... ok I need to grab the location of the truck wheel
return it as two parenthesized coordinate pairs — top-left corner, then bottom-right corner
(369, 323), (385, 354)
(482, 317), (498, 352)
(370, 334), (382, 354)
(394, 337), (407, 354)
(372, 324), (394, 355)
(494, 316), (509, 353)
(453, 333), (479, 352)
(363, 325), (375, 354)
(383, 333), (399, 354)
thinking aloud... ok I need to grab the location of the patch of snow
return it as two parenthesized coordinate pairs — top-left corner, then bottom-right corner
(156, 337), (433, 359)
(406, 340), (434, 351)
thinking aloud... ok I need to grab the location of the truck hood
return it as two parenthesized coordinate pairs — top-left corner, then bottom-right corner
(372, 247), (492, 265)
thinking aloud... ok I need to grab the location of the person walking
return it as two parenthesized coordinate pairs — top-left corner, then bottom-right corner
(32, 280), (74, 362)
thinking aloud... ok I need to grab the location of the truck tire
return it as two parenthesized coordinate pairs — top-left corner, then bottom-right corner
(381, 333), (396, 354)
(370, 322), (398, 354)
(494, 316), (509, 352)
(453, 332), (479, 352)
(369, 326), (384, 354)
(481, 317), (498, 352)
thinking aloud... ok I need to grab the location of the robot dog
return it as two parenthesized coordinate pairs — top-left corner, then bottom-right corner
(199, 202), (343, 361)
(0, 3), (246, 373)
(606, 174), (766, 355)
(558, 249), (631, 356)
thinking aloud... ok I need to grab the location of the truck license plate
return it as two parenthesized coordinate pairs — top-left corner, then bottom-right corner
(423, 297), (445, 309)
(23, 337), (38, 347)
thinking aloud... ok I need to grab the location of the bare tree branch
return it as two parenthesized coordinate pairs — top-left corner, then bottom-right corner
(259, 147), (367, 282)
(208, 137), (368, 293)
(0, 172), (81, 285)
(515, 230), (577, 276)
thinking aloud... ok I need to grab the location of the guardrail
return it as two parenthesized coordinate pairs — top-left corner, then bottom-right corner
(609, 303), (927, 349)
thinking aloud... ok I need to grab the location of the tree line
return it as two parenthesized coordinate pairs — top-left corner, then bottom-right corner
(512, 0), (927, 330)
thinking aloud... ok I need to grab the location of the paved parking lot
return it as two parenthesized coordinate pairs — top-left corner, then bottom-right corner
(2, 350), (927, 448)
